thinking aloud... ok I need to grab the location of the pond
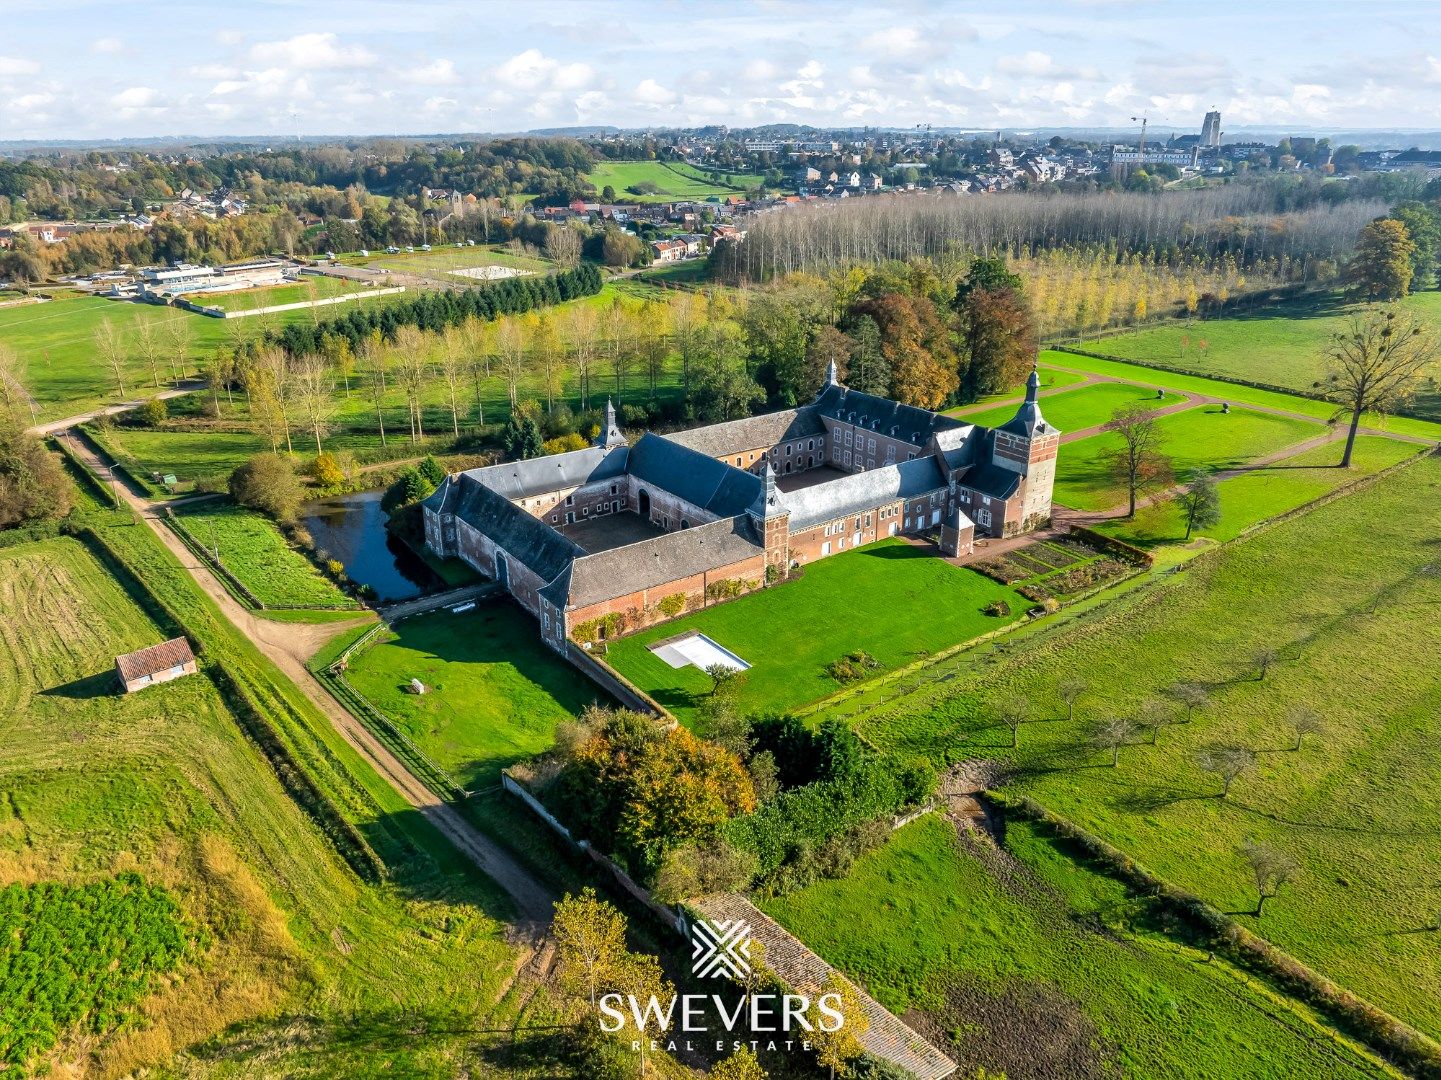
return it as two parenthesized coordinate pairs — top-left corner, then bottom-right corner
(300, 489), (440, 602)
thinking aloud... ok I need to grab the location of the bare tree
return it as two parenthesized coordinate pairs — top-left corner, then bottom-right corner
(131, 319), (165, 389)
(1134, 698), (1178, 745)
(561, 304), (600, 410)
(1102, 404), (1173, 517)
(1252, 647), (1278, 681)
(1286, 706), (1324, 751)
(436, 325), (468, 438)
(93, 317), (128, 398)
(1091, 716), (1136, 767)
(1168, 681), (1210, 722)
(544, 224), (582, 269)
(0, 342), (35, 424)
(359, 330), (389, 449)
(1058, 677), (1088, 722)
(391, 325), (432, 441)
(243, 347), (293, 454)
(1195, 744), (1256, 798)
(1239, 839), (1297, 917)
(292, 352), (335, 456)
(997, 696), (1029, 749)
(494, 317), (527, 410)
(161, 316), (193, 383)
(1323, 308), (1439, 467)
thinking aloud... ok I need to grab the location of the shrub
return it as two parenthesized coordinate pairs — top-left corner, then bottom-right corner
(657, 592), (687, 617)
(825, 650), (882, 684)
(705, 577), (749, 602)
(137, 396), (168, 425)
(325, 558), (346, 580)
(417, 454), (447, 486)
(542, 432), (589, 456)
(311, 451), (345, 488)
(984, 598), (1012, 617)
(573, 611), (625, 644)
(228, 453), (302, 523)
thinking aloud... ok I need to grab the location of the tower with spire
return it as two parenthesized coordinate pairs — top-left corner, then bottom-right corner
(596, 398), (626, 449)
(747, 460), (791, 577)
(991, 366), (1061, 531)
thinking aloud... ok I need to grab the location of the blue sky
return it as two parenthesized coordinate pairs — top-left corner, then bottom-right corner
(1, 0), (1438, 140)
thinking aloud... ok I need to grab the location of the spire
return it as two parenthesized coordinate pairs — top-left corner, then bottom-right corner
(749, 459), (787, 521)
(1025, 364), (1040, 403)
(825, 356), (839, 386)
(596, 398), (625, 448)
(998, 364), (1053, 440)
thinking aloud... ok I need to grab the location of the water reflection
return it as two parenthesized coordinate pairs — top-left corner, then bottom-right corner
(300, 489), (440, 601)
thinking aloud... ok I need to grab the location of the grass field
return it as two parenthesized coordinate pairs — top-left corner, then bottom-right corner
(1094, 435), (1421, 549)
(194, 274), (373, 311)
(956, 380), (1186, 433)
(1077, 291), (1441, 421)
(343, 602), (610, 791)
(585, 160), (761, 202)
(606, 539), (1028, 724)
(844, 454), (1441, 1039)
(362, 245), (552, 276)
(764, 815), (1393, 1080)
(0, 534), (522, 1075)
(173, 501), (359, 609)
(1052, 404), (1323, 511)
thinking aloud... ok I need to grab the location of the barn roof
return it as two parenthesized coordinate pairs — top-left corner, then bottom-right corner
(115, 637), (195, 683)
(627, 433), (762, 518)
(781, 456), (946, 529)
(662, 407), (826, 459)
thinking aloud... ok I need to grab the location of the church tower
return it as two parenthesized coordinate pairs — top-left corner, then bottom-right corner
(992, 367), (1061, 531)
(596, 399), (626, 449)
(747, 461), (791, 578)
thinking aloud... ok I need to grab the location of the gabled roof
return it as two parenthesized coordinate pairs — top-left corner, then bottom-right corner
(781, 457), (946, 530)
(812, 385), (963, 446)
(115, 636), (194, 682)
(628, 433), (762, 518)
(561, 517), (763, 609)
(438, 473), (583, 583)
(662, 407), (826, 459)
(458, 445), (630, 502)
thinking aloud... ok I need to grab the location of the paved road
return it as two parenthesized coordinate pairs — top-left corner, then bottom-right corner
(60, 432), (559, 930)
(27, 379), (209, 436)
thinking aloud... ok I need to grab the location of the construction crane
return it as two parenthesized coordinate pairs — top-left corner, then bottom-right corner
(1131, 114), (1148, 158)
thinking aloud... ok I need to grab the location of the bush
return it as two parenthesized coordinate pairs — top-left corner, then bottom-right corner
(657, 592), (687, 617)
(0, 428), (74, 528)
(541, 432), (589, 456)
(984, 598), (1012, 617)
(311, 451), (345, 489)
(228, 453), (302, 523)
(825, 650), (882, 684)
(418, 454), (447, 486)
(137, 396), (168, 425)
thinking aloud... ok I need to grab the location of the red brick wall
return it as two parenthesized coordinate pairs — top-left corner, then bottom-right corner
(565, 553), (767, 637)
(824, 419), (923, 472)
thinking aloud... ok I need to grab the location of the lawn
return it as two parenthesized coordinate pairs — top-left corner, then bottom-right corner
(0, 534), (518, 1075)
(173, 501), (359, 610)
(606, 539), (1028, 724)
(1043, 349), (1441, 443)
(585, 159), (759, 202)
(763, 815), (1392, 1080)
(194, 274), (373, 311)
(955, 380), (1186, 434)
(343, 601), (610, 791)
(363, 245), (552, 276)
(846, 454), (1441, 1039)
(1094, 434), (1421, 548)
(1077, 290), (1441, 422)
(1052, 404), (1323, 511)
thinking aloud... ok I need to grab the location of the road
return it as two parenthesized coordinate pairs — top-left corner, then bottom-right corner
(59, 432), (559, 930)
(27, 379), (209, 436)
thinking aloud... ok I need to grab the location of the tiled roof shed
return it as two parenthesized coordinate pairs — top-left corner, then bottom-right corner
(115, 637), (196, 689)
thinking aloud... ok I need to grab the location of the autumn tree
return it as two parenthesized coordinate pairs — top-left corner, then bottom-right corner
(291, 352), (335, 456)
(1102, 404), (1173, 517)
(494, 317), (527, 409)
(161, 314), (193, 383)
(391, 325), (432, 441)
(1351, 218), (1415, 299)
(851, 293), (957, 409)
(1322, 307), (1439, 467)
(953, 258), (1038, 401)
(435, 325), (468, 438)
(552, 887), (628, 1009)
(687, 321), (765, 422)
(711, 1047), (768, 1080)
(1239, 839), (1297, 917)
(359, 330), (389, 448)
(809, 972), (868, 1079)
(805, 325), (852, 396)
(0, 419), (73, 528)
(93, 317), (128, 398)
(1175, 467), (1221, 540)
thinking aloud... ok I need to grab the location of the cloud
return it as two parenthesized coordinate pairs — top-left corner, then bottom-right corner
(634, 78), (677, 105)
(90, 37), (125, 56)
(0, 56), (39, 76)
(249, 33), (375, 71)
(409, 58), (458, 85)
(995, 50), (1100, 80)
(494, 48), (595, 92)
(112, 86), (159, 108)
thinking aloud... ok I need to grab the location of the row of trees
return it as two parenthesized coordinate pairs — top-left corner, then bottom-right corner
(0, 344), (73, 529)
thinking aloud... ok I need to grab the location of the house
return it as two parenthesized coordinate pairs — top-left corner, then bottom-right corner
(846, 171), (862, 188)
(423, 367), (1059, 651)
(650, 239), (687, 263)
(865, 173), (883, 190)
(115, 637), (197, 693)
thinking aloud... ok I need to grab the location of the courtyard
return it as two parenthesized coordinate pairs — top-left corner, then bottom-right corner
(557, 510), (665, 553)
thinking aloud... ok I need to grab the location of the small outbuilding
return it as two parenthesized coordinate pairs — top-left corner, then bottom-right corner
(939, 506), (976, 558)
(115, 636), (197, 693)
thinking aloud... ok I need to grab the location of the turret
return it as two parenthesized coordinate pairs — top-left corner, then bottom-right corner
(596, 398), (626, 448)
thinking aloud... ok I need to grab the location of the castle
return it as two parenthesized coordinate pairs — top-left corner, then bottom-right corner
(422, 364), (1060, 651)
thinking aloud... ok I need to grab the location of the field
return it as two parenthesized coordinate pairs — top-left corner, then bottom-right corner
(1077, 291), (1441, 421)
(361, 245), (552, 277)
(764, 815), (1393, 1080)
(343, 602), (610, 791)
(172, 501), (360, 610)
(606, 539), (1028, 724)
(584, 159), (761, 202)
(0, 533), (523, 1075)
(841, 455), (1441, 1038)
(194, 274), (374, 311)
(1052, 404), (1324, 511)
(956, 380), (1186, 434)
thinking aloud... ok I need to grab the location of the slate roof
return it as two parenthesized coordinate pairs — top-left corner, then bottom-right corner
(627, 433), (762, 518)
(461, 445), (629, 502)
(781, 456), (946, 529)
(560, 517), (763, 608)
(662, 407), (826, 459)
(813, 384), (963, 446)
(115, 636), (195, 683)
(958, 459), (1024, 500)
(439, 473), (584, 583)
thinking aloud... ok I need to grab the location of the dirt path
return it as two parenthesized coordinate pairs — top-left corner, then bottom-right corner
(60, 432), (559, 930)
(28, 379), (208, 436)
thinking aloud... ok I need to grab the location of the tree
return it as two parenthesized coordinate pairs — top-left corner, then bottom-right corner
(651, 839), (758, 902)
(0, 423), (73, 527)
(704, 662), (743, 698)
(844, 315), (890, 397)
(1175, 467), (1221, 540)
(1252, 646), (1278, 681)
(997, 696), (1029, 748)
(1239, 839), (1297, 917)
(1390, 201), (1441, 288)
(955, 278), (1038, 401)
(1322, 308), (1439, 467)
(1102, 404), (1173, 518)
(544, 224), (582, 269)
(494, 317), (528, 409)
(1168, 681), (1210, 722)
(435, 325), (468, 437)
(502, 411), (543, 460)
(687, 321), (765, 422)
(952, 256), (1022, 308)
(552, 887), (628, 1009)
(93, 317), (128, 398)
(229, 453), (302, 522)
(391, 325), (432, 442)
(1133, 697), (1178, 745)
(312, 450), (345, 488)
(852, 293), (957, 409)
(1286, 706), (1324, 751)
(1351, 218), (1415, 300)
(1195, 744), (1256, 798)
(1090, 716), (1135, 767)
(711, 1047), (768, 1080)
(810, 972), (868, 1079)
(1058, 678), (1087, 722)
(291, 352), (335, 456)
(131, 318), (164, 388)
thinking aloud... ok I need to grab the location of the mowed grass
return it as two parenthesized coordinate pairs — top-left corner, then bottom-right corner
(606, 539), (1028, 724)
(195, 275), (372, 310)
(0, 536), (517, 1075)
(943, 364), (1090, 417)
(344, 602), (609, 791)
(956, 379), (1186, 433)
(585, 159), (758, 202)
(1052, 404), (1322, 511)
(850, 455), (1441, 1038)
(363, 245), (552, 276)
(1079, 290), (1441, 421)
(173, 501), (358, 609)
(1043, 349), (1441, 442)
(1095, 434), (1421, 548)
(763, 815), (1393, 1080)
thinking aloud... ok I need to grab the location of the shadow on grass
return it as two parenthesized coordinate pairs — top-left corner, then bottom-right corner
(41, 669), (119, 699)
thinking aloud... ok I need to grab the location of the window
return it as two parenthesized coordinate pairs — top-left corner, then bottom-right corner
(807, 439), (815, 450)
(550, 514), (558, 523)
(786, 444), (792, 456)
(844, 450), (852, 467)
(977, 507), (992, 528)
(867, 438), (875, 454)
(610, 483), (618, 495)
(821, 541), (832, 556)
(844, 430), (852, 447)
(736, 457), (743, 467)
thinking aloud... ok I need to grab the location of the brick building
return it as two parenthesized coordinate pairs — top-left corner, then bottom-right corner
(422, 365), (1059, 650)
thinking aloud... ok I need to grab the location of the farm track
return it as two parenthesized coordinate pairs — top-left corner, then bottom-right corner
(58, 432), (560, 932)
